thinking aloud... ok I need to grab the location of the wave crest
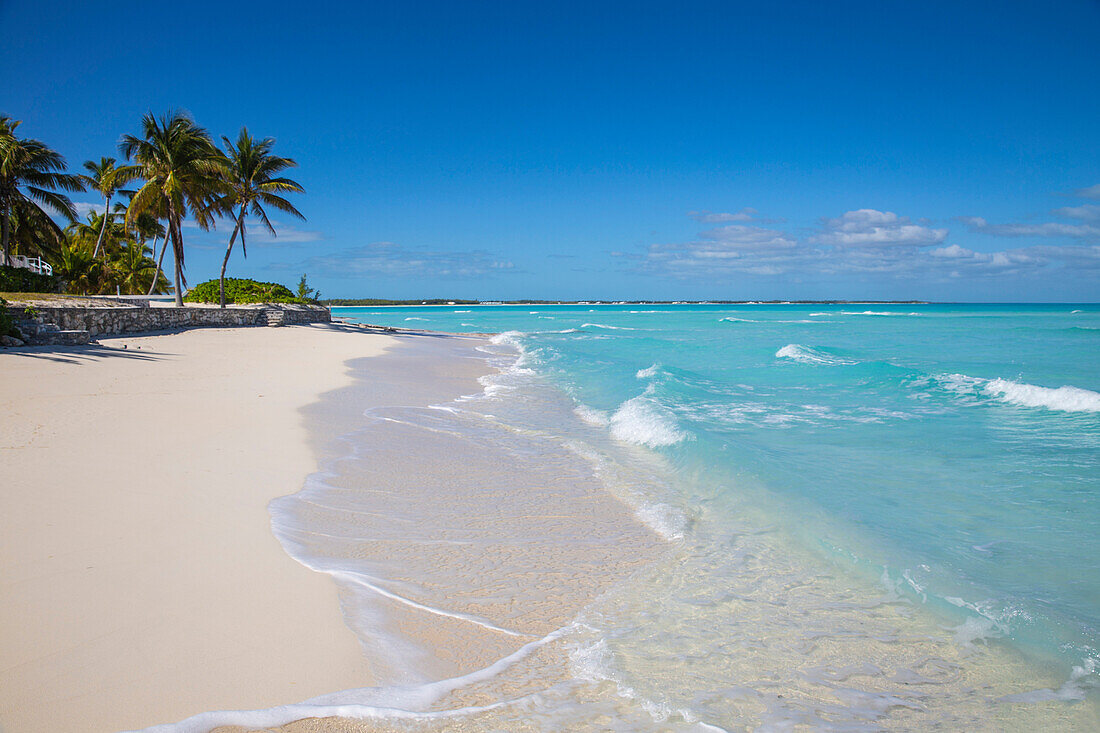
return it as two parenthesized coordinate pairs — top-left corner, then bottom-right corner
(983, 378), (1100, 413)
(609, 395), (688, 447)
(776, 344), (858, 366)
(581, 323), (636, 331)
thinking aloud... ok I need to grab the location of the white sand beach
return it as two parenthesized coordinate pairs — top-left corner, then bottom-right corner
(0, 325), (395, 732)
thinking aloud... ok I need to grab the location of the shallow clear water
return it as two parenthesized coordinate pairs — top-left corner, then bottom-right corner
(330, 303), (1100, 722)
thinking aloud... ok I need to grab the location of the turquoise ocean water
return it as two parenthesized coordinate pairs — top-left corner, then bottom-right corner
(332, 303), (1099, 717)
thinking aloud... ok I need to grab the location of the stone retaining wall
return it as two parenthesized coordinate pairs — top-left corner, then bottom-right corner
(5, 303), (330, 338)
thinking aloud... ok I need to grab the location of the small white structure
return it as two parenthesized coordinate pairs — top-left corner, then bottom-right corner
(5, 255), (53, 276)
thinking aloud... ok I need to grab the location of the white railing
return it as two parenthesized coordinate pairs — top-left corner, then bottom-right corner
(5, 255), (53, 276)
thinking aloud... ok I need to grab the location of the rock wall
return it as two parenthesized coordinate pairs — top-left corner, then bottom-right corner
(5, 303), (330, 338)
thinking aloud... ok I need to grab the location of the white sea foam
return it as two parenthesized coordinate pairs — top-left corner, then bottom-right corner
(609, 394), (688, 447)
(489, 330), (526, 349)
(573, 404), (611, 427)
(999, 658), (1098, 703)
(775, 344), (858, 366)
(404, 316), (429, 321)
(840, 310), (921, 316)
(581, 322), (636, 330)
(983, 378), (1100, 413)
(948, 616), (1001, 651)
(720, 317), (757, 323)
(453, 310), (471, 313)
(567, 632), (695, 724)
(132, 626), (572, 733)
(936, 373), (1100, 413)
(636, 363), (661, 379)
(634, 501), (688, 541)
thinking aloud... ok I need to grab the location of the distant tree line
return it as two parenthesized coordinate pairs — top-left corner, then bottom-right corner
(322, 298), (480, 306)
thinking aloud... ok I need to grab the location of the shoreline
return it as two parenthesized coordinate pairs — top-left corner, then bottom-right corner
(5, 316), (1094, 731)
(1, 324), (667, 733)
(0, 325), (397, 732)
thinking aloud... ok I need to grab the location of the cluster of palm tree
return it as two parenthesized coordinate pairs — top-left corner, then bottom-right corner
(57, 201), (169, 295)
(0, 111), (305, 306)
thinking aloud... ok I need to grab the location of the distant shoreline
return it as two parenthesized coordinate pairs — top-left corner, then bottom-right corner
(327, 299), (933, 306)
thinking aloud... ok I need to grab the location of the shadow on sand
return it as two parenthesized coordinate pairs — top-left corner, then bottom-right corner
(1, 322), (480, 366)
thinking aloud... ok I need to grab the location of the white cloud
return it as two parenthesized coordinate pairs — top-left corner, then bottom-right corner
(72, 201), (104, 218)
(698, 224), (799, 250)
(1052, 204), (1100, 221)
(643, 221), (811, 276)
(243, 223), (323, 244)
(1074, 184), (1100, 200)
(961, 217), (1100, 241)
(928, 244), (1040, 272)
(930, 244), (972, 258)
(688, 207), (757, 223)
(635, 206), (1096, 283)
(811, 209), (948, 248)
(300, 241), (516, 279)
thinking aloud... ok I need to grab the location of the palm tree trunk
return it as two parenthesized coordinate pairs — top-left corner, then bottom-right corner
(92, 195), (111, 259)
(1, 205), (10, 268)
(166, 205), (184, 307)
(219, 209), (246, 308)
(172, 222), (184, 307)
(147, 233), (166, 296)
(218, 224), (237, 309)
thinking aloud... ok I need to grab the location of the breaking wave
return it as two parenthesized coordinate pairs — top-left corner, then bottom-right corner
(934, 373), (1100, 413)
(581, 323), (636, 331)
(775, 344), (859, 366)
(609, 393), (689, 447)
(984, 378), (1100, 413)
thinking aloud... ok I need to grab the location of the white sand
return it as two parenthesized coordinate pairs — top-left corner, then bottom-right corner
(0, 325), (396, 733)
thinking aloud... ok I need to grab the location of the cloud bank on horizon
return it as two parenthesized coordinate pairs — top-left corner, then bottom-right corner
(627, 186), (1100, 287)
(256, 185), (1100, 298)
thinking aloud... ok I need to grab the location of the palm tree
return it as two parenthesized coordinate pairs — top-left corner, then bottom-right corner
(6, 197), (68, 263)
(0, 116), (84, 268)
(80, 157), (141, 259)
(119, 188), (170, 296)
(120, 110), (222, 306)
(55, 236), (103, 295)
(67, 208), (128, 256)
(214, 128), (305, 307)
(113, 240), (167, 294)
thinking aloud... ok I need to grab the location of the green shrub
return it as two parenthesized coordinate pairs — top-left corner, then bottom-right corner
(0, 264), (62, 293)
(183, 277), (305, 304)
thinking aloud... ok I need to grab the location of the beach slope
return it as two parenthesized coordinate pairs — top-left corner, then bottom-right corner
(0, 325), (394, 733)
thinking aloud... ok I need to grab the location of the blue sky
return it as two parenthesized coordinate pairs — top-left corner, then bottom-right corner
(3, 0), (1099, 301)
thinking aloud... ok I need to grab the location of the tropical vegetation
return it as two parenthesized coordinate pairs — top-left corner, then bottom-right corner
(213, 128), (304, 307)
(0, 110), (310, 302)
(121, 111), (223, 306)
(296, 273), (320, 302)
(0, 264), (61, 293)
(183, 277), (303, 304)
(0, 116), (84, 266)
(79, 157), (140, 259)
